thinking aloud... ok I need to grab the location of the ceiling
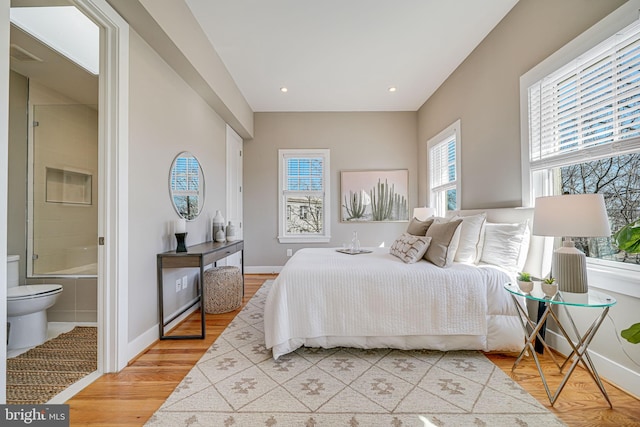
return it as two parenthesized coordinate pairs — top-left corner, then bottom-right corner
(185, 0), (519, 112)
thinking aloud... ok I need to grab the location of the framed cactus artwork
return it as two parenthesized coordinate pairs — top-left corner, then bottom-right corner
(340, 169), (409, 222)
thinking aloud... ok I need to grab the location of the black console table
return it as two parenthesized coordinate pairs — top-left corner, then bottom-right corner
(157, 240), (244, 339)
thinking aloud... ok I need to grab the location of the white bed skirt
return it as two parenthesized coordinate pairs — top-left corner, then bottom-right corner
(271, 315), (524, 360)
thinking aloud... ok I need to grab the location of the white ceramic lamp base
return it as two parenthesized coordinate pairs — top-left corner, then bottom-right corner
(552, 240), (588, 294)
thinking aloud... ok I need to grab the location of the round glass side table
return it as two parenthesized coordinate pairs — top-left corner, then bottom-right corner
(504, 282), (616, 407)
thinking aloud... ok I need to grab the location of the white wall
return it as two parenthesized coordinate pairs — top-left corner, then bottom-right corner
(127, 29), (227, 348)
(7, 71), (27, 284)
(106, 0), (253, 139)
(244, 111), (418, 269)
(417, 0), (627, 209)
(1, 0), (10, 404)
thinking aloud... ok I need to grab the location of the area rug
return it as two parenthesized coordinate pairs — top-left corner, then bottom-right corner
(6, 326), (97, 404)
(147, 282), (565, 426)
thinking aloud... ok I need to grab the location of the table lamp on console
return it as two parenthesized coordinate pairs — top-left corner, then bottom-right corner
(532, 194), (611, 294)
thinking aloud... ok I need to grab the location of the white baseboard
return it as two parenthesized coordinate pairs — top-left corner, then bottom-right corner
(545, 329), (640, 399)
(245, 266), (282, 274)
(48, 371), (102, 404)
(126, 305), (199, 363)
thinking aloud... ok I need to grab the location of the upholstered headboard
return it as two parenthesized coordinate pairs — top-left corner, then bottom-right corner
(452, 208), (553, 279)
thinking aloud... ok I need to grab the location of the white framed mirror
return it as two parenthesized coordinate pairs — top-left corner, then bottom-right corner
(169, 151), (205, 221)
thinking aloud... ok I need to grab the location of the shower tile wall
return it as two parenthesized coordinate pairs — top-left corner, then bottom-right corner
(26, 277), (97, 322)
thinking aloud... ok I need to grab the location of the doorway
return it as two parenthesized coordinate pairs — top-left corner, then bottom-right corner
(226, 124), (243, 268)
(2, 0), (129, 403)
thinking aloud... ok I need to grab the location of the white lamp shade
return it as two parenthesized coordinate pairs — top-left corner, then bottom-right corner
(413, 207), (436, 221)
(533, 194), (611, 237)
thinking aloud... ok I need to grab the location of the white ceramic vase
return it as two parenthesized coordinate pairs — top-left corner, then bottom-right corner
(213, 210), (225, 242)
(226, 221), (238, 242)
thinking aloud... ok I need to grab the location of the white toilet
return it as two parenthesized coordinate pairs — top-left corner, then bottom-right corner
(6, 255), (63, 350)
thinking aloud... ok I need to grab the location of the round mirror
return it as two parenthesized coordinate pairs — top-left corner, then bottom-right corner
(169, 151), (205, 221)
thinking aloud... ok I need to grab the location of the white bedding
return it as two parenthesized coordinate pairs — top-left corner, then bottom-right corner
(264, 247), (524, 359)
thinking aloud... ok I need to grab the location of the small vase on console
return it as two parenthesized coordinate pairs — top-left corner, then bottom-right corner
(226, 221), (238, 242)
(213, 210), (226, 242)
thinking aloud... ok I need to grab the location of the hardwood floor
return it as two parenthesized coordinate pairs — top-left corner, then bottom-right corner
(66, 274), (640, 426)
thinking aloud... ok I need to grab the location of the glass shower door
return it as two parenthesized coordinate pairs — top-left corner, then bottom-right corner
(30, 104), (98, 276)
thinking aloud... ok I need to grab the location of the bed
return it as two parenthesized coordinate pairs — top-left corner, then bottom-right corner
(264, 208), (552, 360)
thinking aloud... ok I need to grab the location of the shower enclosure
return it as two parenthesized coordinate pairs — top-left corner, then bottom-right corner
(28, 103), (98, 277)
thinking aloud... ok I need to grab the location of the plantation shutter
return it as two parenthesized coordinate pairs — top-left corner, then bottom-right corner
(528, 19), (640, 171)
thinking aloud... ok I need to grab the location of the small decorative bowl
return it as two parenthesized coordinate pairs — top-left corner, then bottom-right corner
(541, 282), (558, 298)
(517, 280), (534, 294)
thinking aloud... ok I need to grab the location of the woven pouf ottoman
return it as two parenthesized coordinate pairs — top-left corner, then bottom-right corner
(203, 266), (242, 314)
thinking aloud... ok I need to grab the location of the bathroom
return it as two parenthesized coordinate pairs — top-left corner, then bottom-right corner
(6, 3), (99, 397)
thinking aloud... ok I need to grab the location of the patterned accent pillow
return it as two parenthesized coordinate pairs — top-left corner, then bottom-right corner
(390, 233), (432, 264)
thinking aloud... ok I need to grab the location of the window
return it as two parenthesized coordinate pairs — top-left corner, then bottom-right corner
(278, 149), (330, 243)
(523, 15), (640, 269)
(428, 120), (461, 216)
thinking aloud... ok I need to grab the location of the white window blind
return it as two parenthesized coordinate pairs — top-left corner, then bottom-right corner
(430, 137), (456, 189)
(529, 19), (640, 170)
(428, 120), (460, 216)
(284, 156), (324, 193)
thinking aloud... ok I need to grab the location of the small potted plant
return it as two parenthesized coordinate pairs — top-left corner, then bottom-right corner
(517, 272), (534, 294)
(541, 277), (558, 298)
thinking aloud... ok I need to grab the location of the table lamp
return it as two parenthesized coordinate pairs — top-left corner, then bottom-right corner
(532, 194), (610, 293)
(413, 207), (436, 221)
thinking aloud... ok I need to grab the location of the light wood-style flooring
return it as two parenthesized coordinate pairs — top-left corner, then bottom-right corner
(67, 274), (640, 426)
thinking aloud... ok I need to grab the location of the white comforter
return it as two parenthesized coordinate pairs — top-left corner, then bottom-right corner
(265, 248), (523, 359)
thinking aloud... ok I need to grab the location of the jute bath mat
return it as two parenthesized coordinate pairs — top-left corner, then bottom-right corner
(6, 326), (97, 404)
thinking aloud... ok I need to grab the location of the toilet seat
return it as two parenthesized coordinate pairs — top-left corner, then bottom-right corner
(7, 284), (63, 301)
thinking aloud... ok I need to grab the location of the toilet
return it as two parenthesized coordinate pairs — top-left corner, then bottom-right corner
(6, 255), (63, 350)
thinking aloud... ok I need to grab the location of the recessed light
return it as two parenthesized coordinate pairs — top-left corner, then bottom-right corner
(280, 87), (288, 93)
(388, 86), (397, 93)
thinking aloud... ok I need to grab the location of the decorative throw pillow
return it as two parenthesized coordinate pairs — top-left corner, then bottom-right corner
(480, 221), (530, 272)
(390, 233), (432, 263)
(423, 219), (463, 267)
(451, 213), (487, 264)
(406, 217), (434, 236)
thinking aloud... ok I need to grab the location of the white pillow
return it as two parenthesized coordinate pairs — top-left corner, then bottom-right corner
(451, 213), (487, 264)
(480, 221), (530, 272)
(390, 233), (432, 264)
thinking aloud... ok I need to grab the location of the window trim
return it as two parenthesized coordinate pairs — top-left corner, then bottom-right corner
(520, 1), (640, 291)
(277, 149), (331, 243)
(427, 119), (461, 216)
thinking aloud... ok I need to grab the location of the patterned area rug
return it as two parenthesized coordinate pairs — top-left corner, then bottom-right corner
(147, 282), (565, 426)
(7, 326), (97, 404)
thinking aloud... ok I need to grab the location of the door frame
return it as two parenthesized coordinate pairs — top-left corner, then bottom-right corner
(73, 0), (129, 374)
